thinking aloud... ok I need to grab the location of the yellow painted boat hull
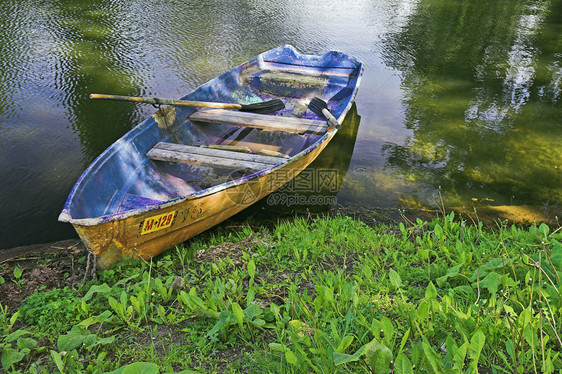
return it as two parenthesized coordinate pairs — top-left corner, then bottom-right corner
(75, 137), (332, 268)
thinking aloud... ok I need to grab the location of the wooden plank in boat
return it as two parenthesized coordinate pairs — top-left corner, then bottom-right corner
(189, 108), (328, 134)
(154, 142), (284, 164)
(147, 142), (284, 170)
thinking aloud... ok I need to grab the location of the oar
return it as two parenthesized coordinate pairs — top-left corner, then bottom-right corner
(308, 97), (341, 130)
(90, 94), (285, 114)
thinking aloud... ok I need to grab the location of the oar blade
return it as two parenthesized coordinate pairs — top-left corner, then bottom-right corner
(239, 99), (285, 114)
(308, 97), (328, 118)
(308, 97), (341, 130)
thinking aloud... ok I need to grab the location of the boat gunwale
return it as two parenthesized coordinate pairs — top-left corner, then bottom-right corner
(59, 46), (364, 227)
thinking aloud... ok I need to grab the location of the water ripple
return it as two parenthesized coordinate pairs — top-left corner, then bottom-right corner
(1, 0), (561, 249)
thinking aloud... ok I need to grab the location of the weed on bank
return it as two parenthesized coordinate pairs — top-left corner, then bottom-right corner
(1, 213), (561, 373)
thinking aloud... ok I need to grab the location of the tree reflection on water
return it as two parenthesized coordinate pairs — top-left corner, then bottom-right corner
(380, 0), (562, 219)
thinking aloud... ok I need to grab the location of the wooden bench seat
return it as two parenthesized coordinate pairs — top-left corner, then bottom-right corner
(147, 142), (285, 171)
(189, 108), (328, 134)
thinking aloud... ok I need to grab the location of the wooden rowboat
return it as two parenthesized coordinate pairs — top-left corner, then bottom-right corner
(59, 45), (364, 268)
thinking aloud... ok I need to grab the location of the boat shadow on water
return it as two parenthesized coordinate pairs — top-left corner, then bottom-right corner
(241, 103), (361, 216)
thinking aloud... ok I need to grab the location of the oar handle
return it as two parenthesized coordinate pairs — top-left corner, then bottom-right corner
(89, 94), (242, 110)
(321, 108), (341, 130)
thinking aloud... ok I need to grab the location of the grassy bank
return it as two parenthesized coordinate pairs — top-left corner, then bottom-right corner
(1, 213), (561, 373)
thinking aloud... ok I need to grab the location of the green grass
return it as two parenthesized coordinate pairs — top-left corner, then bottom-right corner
(1, 213), (561, 373)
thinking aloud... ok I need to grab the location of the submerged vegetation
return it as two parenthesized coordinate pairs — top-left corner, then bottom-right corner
(1, 213), (561, 373)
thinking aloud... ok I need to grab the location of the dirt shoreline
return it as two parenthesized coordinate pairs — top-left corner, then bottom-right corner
(0, 239), (89, 313)
(0, 239), (86, 263)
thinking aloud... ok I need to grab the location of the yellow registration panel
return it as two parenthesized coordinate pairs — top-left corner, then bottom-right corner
(140, 211), (176, 235)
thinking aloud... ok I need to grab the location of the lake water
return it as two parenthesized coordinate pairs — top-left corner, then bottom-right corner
(1, 0), (561, 250)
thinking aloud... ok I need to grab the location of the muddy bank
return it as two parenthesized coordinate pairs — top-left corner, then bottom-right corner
(0, 240), (88, 312)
